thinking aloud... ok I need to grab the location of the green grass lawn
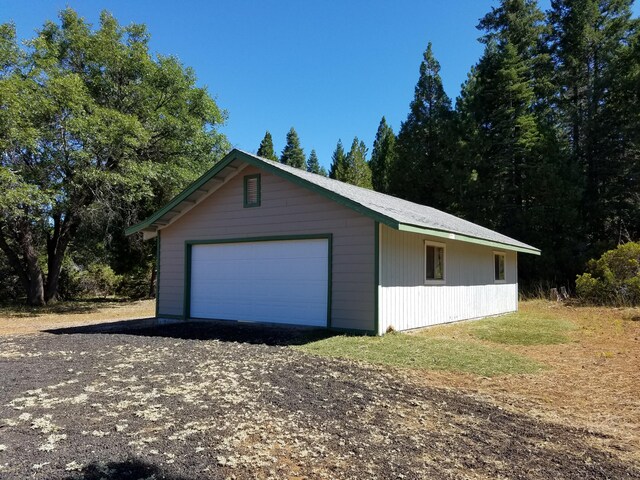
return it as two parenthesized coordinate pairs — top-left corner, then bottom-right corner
(297, 307), (578, 377)
(466, 312), (576, 345)
(297, 333), (543, 377)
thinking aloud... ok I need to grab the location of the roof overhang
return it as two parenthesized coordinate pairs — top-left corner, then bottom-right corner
(127, 149), (541, 256)
(396, 223), (541, 255)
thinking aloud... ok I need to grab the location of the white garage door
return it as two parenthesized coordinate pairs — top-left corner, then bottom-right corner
(190, 238), (329, 326)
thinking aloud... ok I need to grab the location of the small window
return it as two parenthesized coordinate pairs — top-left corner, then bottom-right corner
(243, 174), (261, 208)
(494, 252), (506, 282)
(425, 241), (445, 283)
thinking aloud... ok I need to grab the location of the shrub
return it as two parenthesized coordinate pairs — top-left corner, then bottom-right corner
(575, 242), (640, 306)
(117, 266), (153, 299)
(60, 262), (122, 298)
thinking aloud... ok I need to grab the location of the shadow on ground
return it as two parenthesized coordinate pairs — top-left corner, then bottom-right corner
(1, 297), (135, 318)
(46, 318), (336, 346)
(62, 459), (193, 480)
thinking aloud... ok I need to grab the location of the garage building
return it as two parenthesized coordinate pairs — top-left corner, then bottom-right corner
(126, 149), (540, 334)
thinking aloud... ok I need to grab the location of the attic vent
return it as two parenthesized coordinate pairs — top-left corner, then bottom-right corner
(243, 174), (261, 208)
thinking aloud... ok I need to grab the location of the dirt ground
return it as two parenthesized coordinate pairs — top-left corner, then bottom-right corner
(0, 299), (155, 336)
(0, 317), (639, 479)
(408, 301), (640, 464)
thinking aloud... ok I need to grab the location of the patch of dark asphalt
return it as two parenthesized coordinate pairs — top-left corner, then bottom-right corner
(0, 326), (637, 480)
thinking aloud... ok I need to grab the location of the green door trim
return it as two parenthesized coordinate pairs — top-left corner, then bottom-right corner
(155, 231), (161, 317)
(374, 221), (380, 336)
(183, 234), (333, 327)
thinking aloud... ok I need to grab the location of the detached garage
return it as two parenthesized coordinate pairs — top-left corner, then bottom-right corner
(126, 149), (539, 334)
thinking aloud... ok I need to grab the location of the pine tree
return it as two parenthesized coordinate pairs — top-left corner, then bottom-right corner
(280, 127), (305, 169)
(390, 42), (455, 208)
(456, 0), (582, 284)
(306, 149), (327, 176)
(339, 137), (372, 188)
(548, 0), (637, 254)
(329, 139), (346, 179)
(369, 117), (396, 193)
(257, 131), (278, 161)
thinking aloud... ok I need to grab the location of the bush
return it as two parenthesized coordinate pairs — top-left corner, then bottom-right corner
(116, 266), (154, 299)
(575, 242), (640, 306)
(60, 262), (122, 298)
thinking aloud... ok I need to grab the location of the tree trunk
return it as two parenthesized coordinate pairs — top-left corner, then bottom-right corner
(26, 265), (46, 306)
(0, 226), (46, 306)
(149, 262), (157, 298)
(44, 212), (75, 303)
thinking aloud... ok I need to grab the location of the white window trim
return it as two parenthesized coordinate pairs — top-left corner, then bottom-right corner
(493, 251), (506, 283)
(424, 240), (446, 285)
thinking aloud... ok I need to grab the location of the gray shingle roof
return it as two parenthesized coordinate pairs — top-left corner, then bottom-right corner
(127, 148), (539, 254)
(240, 150), (539, 254)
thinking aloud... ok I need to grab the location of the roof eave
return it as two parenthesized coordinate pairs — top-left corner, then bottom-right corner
(125, 149), (541, 256)
(125, 153), (239, 236)
(397, 223), (541, 255)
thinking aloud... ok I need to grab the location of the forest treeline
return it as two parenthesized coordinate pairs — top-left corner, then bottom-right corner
(0, 1), (638, 304)
(265, 0), (640, 289)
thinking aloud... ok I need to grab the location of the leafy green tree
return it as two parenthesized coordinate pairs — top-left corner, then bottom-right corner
(257, 131), (278, 161)
(280, 127), (305, 169)
(548, 0), (638, 254)
(390, 42), (455, 208)
(0, 9), (229, 305)
(369, 116), (396, 193)
(306, 149), (327, 176)
(329, 139), (346, 179)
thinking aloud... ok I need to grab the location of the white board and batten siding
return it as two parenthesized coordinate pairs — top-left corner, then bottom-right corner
(378, 224), (518, 334)
(158, 165), (375, 332)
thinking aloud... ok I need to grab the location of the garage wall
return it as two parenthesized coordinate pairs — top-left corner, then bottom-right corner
(158, 165), (376, 332)
(378, 224), (518, 334)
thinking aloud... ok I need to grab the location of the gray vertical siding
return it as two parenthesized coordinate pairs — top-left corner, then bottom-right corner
(158, 165), (375, 332)
(378, 224), (518, 333)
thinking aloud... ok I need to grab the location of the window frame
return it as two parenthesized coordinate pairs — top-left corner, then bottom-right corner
(424, 240), (446, 285)
(493, 251), (506, 283)
(243, 174), (261, 208)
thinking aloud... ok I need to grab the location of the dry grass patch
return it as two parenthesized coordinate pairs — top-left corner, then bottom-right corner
(0, 299), (155, 335)
(409, 300), (640, 462)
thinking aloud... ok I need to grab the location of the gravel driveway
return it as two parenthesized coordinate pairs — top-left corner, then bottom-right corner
(0, 321), (637, 479)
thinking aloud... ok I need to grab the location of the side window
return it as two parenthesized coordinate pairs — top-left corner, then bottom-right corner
(425, 241), (445, 283)
(243, 174), (261, 208)
(494, 252), (506, 282)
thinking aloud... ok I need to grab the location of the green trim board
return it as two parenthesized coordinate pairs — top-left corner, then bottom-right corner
(155, 231), (161, 317)
(125, 155), (241, 236)
(183, 234), (333, 327)
(126, 150), (399, 236)
(397, 223), (541, 255)
(243, 173), (261, 208)
(374, 221), (380, 335)
(126, 149), (540, 256)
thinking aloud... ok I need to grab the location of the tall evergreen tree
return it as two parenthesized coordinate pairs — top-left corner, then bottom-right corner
(329, 139), (346, 179)
(257, 131), (278, 161)
(338, 138), (372, 188)
(390, 43), (455, 208)
(548, 0), (638, 254)
(456, 0), (581, 284)
(280, 127), (305, 169)
(306, 149), (327, 176)
(369, 116), (396, 193)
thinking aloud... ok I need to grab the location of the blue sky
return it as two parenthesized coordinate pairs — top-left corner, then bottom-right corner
(3, 1), (638, 169)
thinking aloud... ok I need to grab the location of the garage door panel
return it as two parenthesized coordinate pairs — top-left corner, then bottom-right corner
(190, 239), (328, 326)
